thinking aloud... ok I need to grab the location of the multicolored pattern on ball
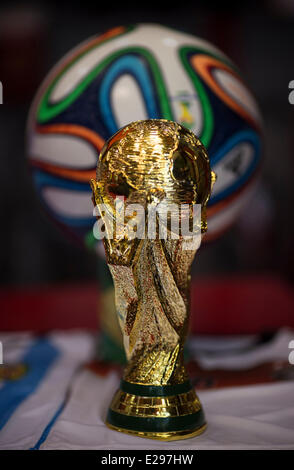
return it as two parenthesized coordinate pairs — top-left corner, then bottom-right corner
(27, 23), (262, 247)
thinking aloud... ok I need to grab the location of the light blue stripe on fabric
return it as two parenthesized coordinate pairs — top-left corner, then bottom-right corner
(0, 338), (60, 431)
(30, 399), (66, 450)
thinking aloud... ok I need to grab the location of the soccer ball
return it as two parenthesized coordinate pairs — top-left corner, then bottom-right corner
(27, 23), (262, 247)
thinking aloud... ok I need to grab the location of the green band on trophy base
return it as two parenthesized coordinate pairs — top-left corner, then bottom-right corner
(120, 379), (192, 397)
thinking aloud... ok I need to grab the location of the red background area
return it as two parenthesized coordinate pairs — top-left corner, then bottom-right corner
(1, 275), (293, 335)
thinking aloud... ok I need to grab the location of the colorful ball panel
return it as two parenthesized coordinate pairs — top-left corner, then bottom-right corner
(27, 23), (262, 247)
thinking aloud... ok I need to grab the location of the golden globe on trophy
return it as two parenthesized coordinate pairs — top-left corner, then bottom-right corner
(91, 119), (215, 440)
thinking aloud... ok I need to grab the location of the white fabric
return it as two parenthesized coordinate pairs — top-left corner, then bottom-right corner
(0, 329), (293, 450)
(41, 369), (294, 450)
(0, 331), (94, 449)
(193, 328), (294, 370)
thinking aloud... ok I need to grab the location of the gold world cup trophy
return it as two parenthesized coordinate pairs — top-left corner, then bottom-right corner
(91, 119), (215, 441)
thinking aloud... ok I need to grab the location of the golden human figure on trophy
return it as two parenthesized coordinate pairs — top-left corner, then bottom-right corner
(91, 119), (215, 440)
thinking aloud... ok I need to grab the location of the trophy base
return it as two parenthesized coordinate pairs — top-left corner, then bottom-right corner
(106, 380), (206, 441)
(106, 421), (207, 441)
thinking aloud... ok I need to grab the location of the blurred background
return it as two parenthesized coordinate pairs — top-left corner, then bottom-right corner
(0, 0), (293, 333)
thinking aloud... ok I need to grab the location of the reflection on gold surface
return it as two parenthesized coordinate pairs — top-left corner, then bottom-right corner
(110, 388), (201, 418)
